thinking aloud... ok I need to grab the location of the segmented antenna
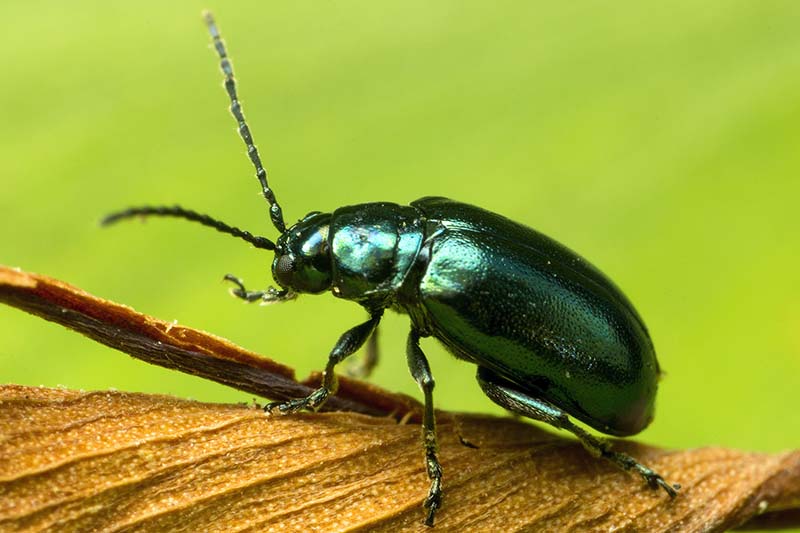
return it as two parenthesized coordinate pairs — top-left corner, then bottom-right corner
(102, 206), (276, 250)
(203, 11), (287, 234)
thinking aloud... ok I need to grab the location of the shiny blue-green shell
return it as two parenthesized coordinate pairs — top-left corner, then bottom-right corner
(328, 196), (660, 437)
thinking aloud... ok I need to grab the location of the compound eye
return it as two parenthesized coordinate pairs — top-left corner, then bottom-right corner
(274, 254), (297, 287)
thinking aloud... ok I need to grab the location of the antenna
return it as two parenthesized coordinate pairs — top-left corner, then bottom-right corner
(204, 11), (287, 234)
(102, 206), (276, 250)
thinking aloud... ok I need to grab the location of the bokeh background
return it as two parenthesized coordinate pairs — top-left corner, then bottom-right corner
(2, 0), (799, 480)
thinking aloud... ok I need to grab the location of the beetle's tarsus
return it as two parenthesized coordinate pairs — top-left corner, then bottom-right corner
(223, 273), (252, 298)
(594, 444), (679, 499)
(423, 455), (443, 526)
(601, 446), (680, 499)
(645, 473), (680, 498)
(264, 387), (331, 415)
(265, 396), (312, 414)
(424, 491), (441, 526)
(603, 447), (679, 498)
(265, 398), (306, 414)
(224, 274), (295, 304)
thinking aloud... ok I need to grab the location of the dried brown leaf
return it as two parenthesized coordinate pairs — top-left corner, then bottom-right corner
(0, 385), (798, 532)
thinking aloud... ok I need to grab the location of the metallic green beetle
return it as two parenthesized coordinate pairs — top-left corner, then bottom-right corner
(104, 12), (679, 527)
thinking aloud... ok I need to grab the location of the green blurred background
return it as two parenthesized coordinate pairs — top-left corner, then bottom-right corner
(2, 0), (799, 478)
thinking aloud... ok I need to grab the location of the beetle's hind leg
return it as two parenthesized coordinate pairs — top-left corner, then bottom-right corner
(265, 310), (383, 414)
(407, 330), (443, 527)
(476, 366), (679, 497)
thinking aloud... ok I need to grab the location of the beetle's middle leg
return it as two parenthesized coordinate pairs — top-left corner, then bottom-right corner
(346, 326), (379, 379)
(407, 329), (443, 527)
(266, 310), (383, 414)
(476, 366), (679, 497)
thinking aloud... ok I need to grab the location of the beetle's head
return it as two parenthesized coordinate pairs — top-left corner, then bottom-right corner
(273, 211), (333, 295)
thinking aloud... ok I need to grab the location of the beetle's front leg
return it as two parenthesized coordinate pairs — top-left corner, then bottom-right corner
(223, 274), (294, 303)
(406, 329), (443, 527)
(476, 366), (680, 497)
(266, 310), (384, 414)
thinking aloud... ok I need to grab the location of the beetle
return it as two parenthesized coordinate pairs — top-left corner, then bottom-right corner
(103, 11), (679, 526)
